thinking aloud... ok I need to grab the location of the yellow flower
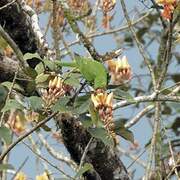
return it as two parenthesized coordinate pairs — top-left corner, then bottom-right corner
(36, 172), (49, 180)
(14, 172), (27, 180)
(7, 111), (27, 135)
(107, 56), (132, 85)
(91, 90), (113, 108)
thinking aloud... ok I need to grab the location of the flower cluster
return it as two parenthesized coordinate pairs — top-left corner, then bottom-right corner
(102, 0), (116, 28)
(7, 111), (27, 135)
(36, 172), (49, 180)
(42, 76), (69, 107)
(68, 0), (88, 11)
(107, 56), (132, 85)
(14, 172), (27, 180)
(14, 171), (49, 180)
(91, 89), (116, 140)
(6, 110), (39, 135)
(156, 0), (177, 20)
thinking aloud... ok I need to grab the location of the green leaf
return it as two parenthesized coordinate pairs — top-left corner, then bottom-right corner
(75, 57), (107, 88)
(24, 67), (37, 79)
(2, 99), (23, 112)
(88, 103), (100, 126)
(1, 81), (24, 92)
(35, 73), (50, 84)
(64, 76), (80, 88)
(114, 119), (134, 143)
(79, 115), (93, 128)
(0, 164), (14, 171)
(26, 80), (36, 94)
(23, 52), (42, 61)
(88, 127), (114, 147)
(75, 163), (93, 178)
(0, 126), (12, 144)
(0, 85), (8, 110)
(55, 61), (77, 68)
(114, 88), (134, 101)
(73, 95), (90, 114)
(35, 62), (45, 75)
(44, 59), (56, 71)
(51, 97), (70, 112)
(28, 96), (43, 111)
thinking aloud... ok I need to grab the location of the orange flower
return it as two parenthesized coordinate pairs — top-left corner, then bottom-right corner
(156, 0), (177, 20)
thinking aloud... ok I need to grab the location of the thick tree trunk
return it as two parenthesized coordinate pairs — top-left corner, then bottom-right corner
(60, 114), (130, 180)
(0, 1), (130, 179)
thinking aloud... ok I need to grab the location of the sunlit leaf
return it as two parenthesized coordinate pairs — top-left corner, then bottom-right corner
(23, 52), (42, 61)
(35, 73), (50, 84)
(2, 99), (23, 112)
(73, 95), (90, 114)
(51, 97), (70, 112)
(75, 57), (107, 88)
(1, 81), (24, 92)
(0, 126), (12, 144)
(35, 62), (45, 75)
(27, 96), (43, 111)
(64, 76), (80, 88)
(0, 164), (14, 171)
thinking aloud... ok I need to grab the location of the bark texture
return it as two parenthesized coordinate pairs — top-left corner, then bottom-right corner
(60, 114), (130, 180)
(0, 1), (130, 179)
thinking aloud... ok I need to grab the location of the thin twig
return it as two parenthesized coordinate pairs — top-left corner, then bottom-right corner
(157, 19), (173, 89)
(79, 137), (94, 169)
(118, 147), (147, 169)
(0, 25), (28, 69)
(127, 148), (147, 169)
(23, 141), (74, 179)
(52, 0), (61, 60)
(37, 133), (77, 170)
(145, 102), (161, 180)
(0, 0), (16, 11)
(150, 0), (166, 28)
(168, 141), (180, 179)
(60, 10), (152, 52)
(120, 0), (156, 89)
(11, 157), (29, 180)
(0, 67), (19, 126)
(113, 93), (180, 109)
(125, 105), (154, 128)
